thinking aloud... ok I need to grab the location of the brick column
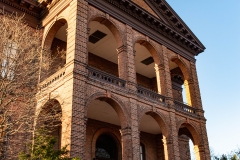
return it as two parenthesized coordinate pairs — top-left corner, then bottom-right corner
(165, 111), (180, 160)
(119, 99), (140, 160)
(194, 122), (210, 160)
(120, 127), (133, 160)
(178, 135), (191, 160)
(66, 0), (88, 159)
(129, 99), (140, 160)
(189, 62), (204, 111)
(117, 25), (137, 92)
(161, 45), (173, 101)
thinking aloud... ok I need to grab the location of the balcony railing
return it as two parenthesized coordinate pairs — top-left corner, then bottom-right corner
(87, 66), (126, 88)
(137, 86), (165, 103)
(39, 67), (66, 90)
(174, 100), (197, 115)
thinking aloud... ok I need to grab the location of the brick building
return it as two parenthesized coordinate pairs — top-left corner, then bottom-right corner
(0, 0), (211, 160)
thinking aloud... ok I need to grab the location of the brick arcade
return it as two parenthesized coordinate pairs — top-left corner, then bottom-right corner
(0, 0), (211, 160)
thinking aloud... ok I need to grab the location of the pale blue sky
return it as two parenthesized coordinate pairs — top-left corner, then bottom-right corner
(166, 0), (240, 155)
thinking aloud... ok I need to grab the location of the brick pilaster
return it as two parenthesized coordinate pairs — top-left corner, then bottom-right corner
(161, 46), (173, 98)
(197, 122), (211, 160)
(120, 127), (133, 160)
(189, 62), (203, 110)
(66, 0), (88, 159)
(129, 99), (140, 160)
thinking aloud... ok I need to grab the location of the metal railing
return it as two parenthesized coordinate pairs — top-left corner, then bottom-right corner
(87, 66), (126, 88)
(137, 86), (165, 103)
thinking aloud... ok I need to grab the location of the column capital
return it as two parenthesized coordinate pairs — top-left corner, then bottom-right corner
(154, 64), (165, 71)
(116, 45), (127, 54)
(120, 127), (131, 136)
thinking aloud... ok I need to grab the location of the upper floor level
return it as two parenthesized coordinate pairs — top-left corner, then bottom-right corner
(1, 0), (206, 118)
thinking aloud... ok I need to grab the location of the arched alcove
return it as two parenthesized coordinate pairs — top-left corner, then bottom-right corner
(178, 123), (201, 160)
(139, 111), (168, 160)
(41, 19), (67, 80)
(134, 40), (162, 93)
(95, 134), (118, 160)
(170, 58), (192, 106)
(36, 99), (62, 149)
(87, 18), (122, 77)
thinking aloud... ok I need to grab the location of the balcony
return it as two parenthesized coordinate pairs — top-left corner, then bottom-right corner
(87, 66), (126, 88)
(137, 85), (165, 103)
(39, 67), (66, 91)
(174, 100), (198, 116)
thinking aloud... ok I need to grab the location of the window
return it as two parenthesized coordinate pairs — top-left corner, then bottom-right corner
(2, 41), (17, 80)
(140, 143), (146, 160)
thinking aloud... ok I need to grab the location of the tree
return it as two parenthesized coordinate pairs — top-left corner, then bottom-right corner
(0, 11), (64, 159)
(19, 129), (80, 160)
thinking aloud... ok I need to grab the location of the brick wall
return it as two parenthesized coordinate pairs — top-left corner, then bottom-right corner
(140, 132), (165, 160)
(178, 135), (191, 160)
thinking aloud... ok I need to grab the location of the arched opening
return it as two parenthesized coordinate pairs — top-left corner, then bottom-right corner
(95, 134), (118, 160)
(87, 18), (120, 78)
(36, 99), (62, 149)
(86, 96), (125, 160)
(41, 19), (67, 81)
(134, 41), (160, 93)
(170, 59), (191, 106)
(139, 112), (167, 160)
(178, 123), (200, 160)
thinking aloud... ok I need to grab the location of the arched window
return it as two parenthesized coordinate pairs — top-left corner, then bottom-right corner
(140, 143), (146, 160)
(95, 134), (118, 160)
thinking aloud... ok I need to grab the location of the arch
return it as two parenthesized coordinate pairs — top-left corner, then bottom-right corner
(177, 121), (200, 146)
(170, 56), (195, 106)
(170, 56), (190, 81)
(36, 99), (62, 128)
(91, 128), (122, 160)
(86, 92), (129, 129)
(35, 99), (62, 149)
(43, 18), (68, 49)
(133, 37), (162, 65)
(88, 15), (123, 47)
(138, 109), (169, 138)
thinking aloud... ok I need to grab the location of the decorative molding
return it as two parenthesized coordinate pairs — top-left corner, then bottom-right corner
(86, 0), (205, 62)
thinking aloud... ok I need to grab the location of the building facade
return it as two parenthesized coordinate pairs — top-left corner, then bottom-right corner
(0, 0), (210, 160)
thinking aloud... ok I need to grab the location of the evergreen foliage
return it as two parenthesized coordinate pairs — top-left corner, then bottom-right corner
(19, 129), (80, 160)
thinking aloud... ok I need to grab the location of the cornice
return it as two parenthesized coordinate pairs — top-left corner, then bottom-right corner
(148, 0), (205, 51)
(106, 0), (204, 55)
(0, 0), (41, 18)
(87, 0), (199, 62)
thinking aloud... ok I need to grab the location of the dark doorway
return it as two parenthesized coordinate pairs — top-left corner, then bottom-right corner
(95, 134), (118, 160)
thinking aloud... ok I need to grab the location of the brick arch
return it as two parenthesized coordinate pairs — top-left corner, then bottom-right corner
(170, 56), (190, 81)
(85, 92), (129, 129)
(138, 109), (169, 137)
(91, 128), (122, 160)
(88, 15), (124, 47)
(43, 18), (68, 49)
(170, 56), (195, 106)
(176, 120), (200, 146)
(35, 99), (62, 149)
(36, 98), (62, 118)
(133, 37), (162, 65)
